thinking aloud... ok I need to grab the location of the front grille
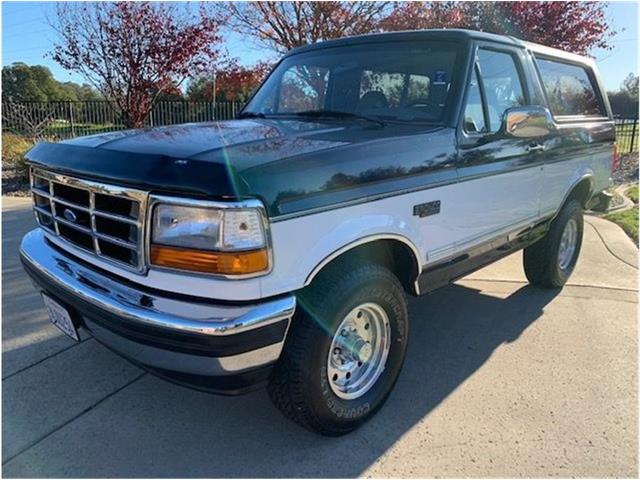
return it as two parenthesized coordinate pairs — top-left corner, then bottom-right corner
(30, 168), (148, 272)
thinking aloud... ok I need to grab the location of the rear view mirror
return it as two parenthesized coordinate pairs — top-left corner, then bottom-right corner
(502, 106), (554, 138)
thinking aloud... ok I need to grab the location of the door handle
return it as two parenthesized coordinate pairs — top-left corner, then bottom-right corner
(525, 144), (545, 154)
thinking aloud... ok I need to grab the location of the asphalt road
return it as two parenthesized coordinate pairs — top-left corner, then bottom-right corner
(2, 196), (638, 478)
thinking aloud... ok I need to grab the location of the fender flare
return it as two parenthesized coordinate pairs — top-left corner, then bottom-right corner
(553, 172), (595, 219)
(303, 233), (423, 294)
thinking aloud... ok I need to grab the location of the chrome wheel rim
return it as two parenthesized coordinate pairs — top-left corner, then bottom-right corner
(327, 302), (391, 400)
(558, 218), (578, 271)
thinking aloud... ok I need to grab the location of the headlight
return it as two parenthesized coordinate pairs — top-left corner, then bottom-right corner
(149, 202), (269, 275)
(152, 205), (224, 250)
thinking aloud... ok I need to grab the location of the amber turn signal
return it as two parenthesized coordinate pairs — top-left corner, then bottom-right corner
(150, 245), (269, 275)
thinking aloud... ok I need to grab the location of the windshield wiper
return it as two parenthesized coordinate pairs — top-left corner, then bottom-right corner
(292, 109), (385, 127)
(236, 111), (267, 119)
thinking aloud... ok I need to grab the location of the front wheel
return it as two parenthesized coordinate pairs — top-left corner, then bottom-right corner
(268, 263), (409, 436)
(524, 199), (584, 288)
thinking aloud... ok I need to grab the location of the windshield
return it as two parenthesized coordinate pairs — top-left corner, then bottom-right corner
(244, 41), (462, 124)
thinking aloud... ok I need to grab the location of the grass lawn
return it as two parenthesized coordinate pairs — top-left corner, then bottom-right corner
(626, 185), (638, 204)
(606, 206), (639, 245)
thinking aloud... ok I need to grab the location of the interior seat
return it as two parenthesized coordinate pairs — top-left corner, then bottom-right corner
(358, 91), (389, 111)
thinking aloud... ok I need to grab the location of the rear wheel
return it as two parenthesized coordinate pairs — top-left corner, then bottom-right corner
(524, 199), (584, 288)
(268, 263), (409, 436)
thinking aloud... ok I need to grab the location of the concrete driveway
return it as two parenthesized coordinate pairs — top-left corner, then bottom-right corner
(2, 196), (637, 478)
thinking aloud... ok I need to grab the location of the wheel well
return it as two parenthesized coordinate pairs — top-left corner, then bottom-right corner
(565, 177), (593, 208)
(308, 239), (421, 295)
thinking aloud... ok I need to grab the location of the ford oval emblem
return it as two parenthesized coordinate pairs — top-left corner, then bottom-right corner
(63, 208), (77, 223)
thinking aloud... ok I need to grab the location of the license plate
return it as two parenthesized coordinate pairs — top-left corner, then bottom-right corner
(42, 293), (79, 341)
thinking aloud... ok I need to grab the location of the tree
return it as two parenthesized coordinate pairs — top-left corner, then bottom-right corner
(153, 83), (186, 102)
(378, 2), (464, 33)
(1, 63), (101, 102)
(60, 82), (103, 101)
(2, 102), (56, 139)
(221, 2), (613, 58)
(381, 2), (615, 55)
(187, 62), (271, 103)
(217, 1), (390, 54)
(50, 2), (223, 127)
(622, 73), (639, 98)
(2, 63), (72, 102)
(608, 73), (639, 118)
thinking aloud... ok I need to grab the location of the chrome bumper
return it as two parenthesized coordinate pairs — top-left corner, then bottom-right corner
(20, 229), (296, 392)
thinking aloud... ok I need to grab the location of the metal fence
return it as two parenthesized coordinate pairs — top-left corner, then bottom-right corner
(615, 117), (638, 154)
(1, 100), (244, 140)
(2, 101), (639, 153)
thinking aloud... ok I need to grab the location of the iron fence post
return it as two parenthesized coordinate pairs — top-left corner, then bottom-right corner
(69, 102), (76, 138)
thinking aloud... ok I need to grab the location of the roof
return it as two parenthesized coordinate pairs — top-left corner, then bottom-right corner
(520, 40), (596, 67)
(286, 29), (522, 55)
(286, 29), (593, 65)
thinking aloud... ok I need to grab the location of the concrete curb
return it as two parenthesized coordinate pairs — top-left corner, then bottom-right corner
(586, 183), (636, 217)
(611, 183), (637, 213)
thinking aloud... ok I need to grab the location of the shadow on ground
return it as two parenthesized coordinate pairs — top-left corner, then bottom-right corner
(5, 286), (560, 475)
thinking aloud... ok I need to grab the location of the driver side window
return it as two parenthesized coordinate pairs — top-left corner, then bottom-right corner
(477, 49), (526, 132)
(463, 49), (527, 134)
(463, 69), (487, 133)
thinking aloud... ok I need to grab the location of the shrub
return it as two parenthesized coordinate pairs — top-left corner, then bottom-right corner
(2, 133), (33, 180)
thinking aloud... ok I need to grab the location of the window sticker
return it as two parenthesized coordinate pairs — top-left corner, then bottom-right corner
(433, 70), (447, 85)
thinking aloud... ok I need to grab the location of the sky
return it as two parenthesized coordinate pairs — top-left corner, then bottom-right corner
(1, 0), (638, 91)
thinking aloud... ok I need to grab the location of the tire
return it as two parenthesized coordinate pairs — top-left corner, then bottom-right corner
(524, 199), (584, 288)
(268, 262), (409, 436)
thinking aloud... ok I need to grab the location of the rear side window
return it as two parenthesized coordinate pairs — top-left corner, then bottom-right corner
(534, 57), (605, 118)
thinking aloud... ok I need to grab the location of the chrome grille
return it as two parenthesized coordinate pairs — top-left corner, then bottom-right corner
(30, 168), (148, 272)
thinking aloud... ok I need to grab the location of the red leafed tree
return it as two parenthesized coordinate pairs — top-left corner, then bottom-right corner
(381, 2), (614, 55)
(379, 2), (465, 32)
(51, 2), (223, 127)
(217, 1), (390, 54)
(187, 62), (272, 103)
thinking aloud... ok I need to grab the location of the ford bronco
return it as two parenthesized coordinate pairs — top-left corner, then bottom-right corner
(20, 30), (615, 435)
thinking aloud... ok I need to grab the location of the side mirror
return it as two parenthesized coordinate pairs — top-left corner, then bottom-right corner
(502, 106), (554, 139)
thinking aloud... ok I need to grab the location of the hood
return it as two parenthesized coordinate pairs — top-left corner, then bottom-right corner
(26, 119), (456, 218)
(61, 119), (347, 160)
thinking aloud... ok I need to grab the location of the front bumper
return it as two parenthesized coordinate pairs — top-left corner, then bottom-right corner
(20, 229), (296, 394)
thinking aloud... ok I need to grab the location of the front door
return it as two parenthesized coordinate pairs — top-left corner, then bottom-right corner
(452, 45), (543, 255)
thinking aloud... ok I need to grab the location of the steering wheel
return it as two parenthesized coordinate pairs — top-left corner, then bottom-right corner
(405, 99), (441, 110)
